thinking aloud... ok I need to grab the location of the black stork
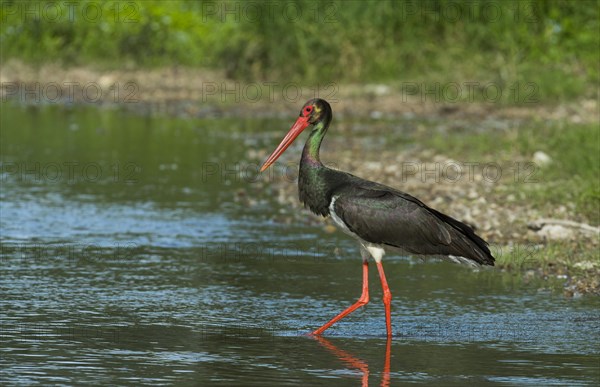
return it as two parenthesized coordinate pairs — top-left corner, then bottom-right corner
(260, 98), (495, 337)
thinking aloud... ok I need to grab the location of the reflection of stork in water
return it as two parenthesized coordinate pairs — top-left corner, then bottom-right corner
(312, 335), (391, 387)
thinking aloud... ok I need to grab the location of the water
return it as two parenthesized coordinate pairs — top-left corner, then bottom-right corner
(1, 103), (599, 385)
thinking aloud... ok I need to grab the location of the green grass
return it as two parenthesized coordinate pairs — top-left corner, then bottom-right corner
(494, 239), (599, 296)
(494, 240), (599, 270)
(1, 0), (598, 103)
(421, 121), (600, 225)
(513, 122), (600, 222)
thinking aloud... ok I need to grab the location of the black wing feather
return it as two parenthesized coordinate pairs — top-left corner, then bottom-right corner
(333, 183), (495, 266)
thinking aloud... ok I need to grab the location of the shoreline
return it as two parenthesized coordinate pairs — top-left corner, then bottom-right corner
(2, 60), (598, 123)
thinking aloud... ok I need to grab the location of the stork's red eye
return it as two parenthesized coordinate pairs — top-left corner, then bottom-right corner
(304, 106), (313, 114)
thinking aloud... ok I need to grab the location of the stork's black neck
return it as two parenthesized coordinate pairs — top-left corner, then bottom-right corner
(300, 103), (332, 166)
(298, 105), (340, 217)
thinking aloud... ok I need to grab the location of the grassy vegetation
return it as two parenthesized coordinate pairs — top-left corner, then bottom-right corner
(494, 240), (598, 270)
(421, 121), (600, 225)
(411, 117), (599, 293)
(494, 238), (599, 295)
(1, 0), (598, 103)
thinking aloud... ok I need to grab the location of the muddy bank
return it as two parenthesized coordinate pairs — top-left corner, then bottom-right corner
(2, 60), (598, 124)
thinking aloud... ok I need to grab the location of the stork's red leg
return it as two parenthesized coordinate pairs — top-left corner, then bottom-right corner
(312, 260), (369, 335)
(376, 261), (392, 337)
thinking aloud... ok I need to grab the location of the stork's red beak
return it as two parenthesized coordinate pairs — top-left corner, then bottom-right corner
(260, 116), (310, 172)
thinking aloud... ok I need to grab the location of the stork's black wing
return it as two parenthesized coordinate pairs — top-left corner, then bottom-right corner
(333, 185), (495, 266)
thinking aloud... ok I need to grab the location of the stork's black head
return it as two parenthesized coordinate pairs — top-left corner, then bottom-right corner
(299, 98), (331, 127)
(260, 99), (332, 172)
